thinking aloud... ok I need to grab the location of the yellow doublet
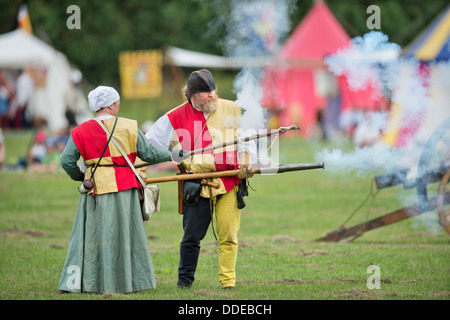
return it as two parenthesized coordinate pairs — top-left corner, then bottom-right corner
(83, 117), (138, 195)
(179, 99), (242, 198)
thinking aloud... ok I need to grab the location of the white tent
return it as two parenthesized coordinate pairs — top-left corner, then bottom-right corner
(0, 29), (90, 132)
(164, 45), (274, 69)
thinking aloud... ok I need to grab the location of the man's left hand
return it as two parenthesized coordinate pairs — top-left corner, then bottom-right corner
(238, 164), (254, 179)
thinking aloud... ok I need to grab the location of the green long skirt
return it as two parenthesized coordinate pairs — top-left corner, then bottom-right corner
(58, 189), (156, 294)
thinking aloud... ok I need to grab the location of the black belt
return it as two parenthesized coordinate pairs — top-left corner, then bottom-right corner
(88, 164), (130, 168)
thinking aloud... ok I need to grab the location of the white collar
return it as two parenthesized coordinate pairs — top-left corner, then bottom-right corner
(97, 115), (114, 121)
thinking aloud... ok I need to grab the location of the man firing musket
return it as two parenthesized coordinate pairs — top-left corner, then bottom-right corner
(144, 69), (324, 291)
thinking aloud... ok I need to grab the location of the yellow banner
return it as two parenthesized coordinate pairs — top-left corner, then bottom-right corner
(119, 50), (162, 99)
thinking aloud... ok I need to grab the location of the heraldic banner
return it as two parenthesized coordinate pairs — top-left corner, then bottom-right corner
(119, 50), (163, 99)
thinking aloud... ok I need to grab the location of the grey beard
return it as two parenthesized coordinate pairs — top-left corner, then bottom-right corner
(194, 99), (218, 114)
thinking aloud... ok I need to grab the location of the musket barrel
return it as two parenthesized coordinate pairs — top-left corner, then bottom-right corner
(185, 124), (300, 157)
(145, 162), (324, 184)
(136, 125), (300, 169)
(258, 162), (324, 175)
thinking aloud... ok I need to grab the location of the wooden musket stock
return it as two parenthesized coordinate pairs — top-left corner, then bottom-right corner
(145, 162), (324, 184)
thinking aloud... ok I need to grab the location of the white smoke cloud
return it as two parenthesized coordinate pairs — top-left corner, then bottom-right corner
(325, 31), (402, 96)
(318, 31), (449, 176)
(224, 0), (295, 58)
(217, 3), (449, 232)
(226, 0), (295, 132)
(315, 143), (404, 177)
(219, 0), (295, 166)
(319, 31), (450, 232)
(234, 68), (265, 131)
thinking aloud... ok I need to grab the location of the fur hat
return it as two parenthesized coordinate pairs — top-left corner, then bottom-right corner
(185, 69), (216, 99)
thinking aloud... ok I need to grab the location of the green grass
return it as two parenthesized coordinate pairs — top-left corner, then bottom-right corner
(0, 83), (449, 301)
(1, 128), (449, 301)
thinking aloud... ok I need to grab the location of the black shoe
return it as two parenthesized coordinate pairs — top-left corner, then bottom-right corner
(175, 283), (192, 289)
(223, 286), (235, 290)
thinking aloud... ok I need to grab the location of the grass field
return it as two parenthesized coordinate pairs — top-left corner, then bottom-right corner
(0, 127), (449, 302)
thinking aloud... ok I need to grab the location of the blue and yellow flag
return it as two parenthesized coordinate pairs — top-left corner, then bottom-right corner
(404, 4), (450, 62)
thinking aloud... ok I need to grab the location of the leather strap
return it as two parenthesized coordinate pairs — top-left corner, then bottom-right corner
(95, 118), (146, 188)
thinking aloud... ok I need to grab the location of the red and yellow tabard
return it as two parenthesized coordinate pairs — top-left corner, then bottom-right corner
(71, 117), (139, 195)
(167, 99), (241, 197)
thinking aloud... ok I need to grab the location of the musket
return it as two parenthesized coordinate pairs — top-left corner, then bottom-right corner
(183, 124), (300, 157)
(135, 125), (300, 169)
(145, 162), (324, 184)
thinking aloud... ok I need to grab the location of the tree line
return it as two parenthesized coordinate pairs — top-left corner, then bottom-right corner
(0, 0), (447, 87)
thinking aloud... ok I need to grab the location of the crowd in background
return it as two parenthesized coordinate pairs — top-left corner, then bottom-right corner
(0, 68), (75, 172)
(0, 125), (70, 173)
(0, 69), (34, 130)
(24, 127), (70, 173)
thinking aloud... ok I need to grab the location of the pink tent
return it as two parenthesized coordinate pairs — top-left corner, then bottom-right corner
(262, 1), (387, 136)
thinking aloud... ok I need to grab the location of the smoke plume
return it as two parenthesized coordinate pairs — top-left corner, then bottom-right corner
(216, 0), (295, 166)
(318, 31), (450, 232)
(317, 31), (449, 177)
(225, 0), (295, 132)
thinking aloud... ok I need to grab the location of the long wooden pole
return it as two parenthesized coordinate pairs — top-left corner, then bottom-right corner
(315, 192), (450, 242)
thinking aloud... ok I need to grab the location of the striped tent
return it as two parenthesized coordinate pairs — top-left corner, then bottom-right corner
(404, 4), (450, 62)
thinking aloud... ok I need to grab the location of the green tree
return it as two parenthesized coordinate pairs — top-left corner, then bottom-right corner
(0, 0), (448, 87)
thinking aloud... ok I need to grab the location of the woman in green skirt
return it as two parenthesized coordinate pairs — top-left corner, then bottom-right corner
(58, 86), (172, 294)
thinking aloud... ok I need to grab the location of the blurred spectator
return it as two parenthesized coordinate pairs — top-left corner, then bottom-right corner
(65, 69), (91, 128)
(8, 68), (35, 129)
(0, 127), (5, 169)
(0, 70), (15, 129)
(54, 126), (70, 153)
(23, 126), (69, 172)
(40, 137), (61, 173)
(27, 130), (47, 170)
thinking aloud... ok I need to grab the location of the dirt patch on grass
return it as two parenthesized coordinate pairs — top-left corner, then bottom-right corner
(195, 288), (229, 299)
(271, 235), (297, 243)
(298, 249), (329, 256)
(334, 288), (398, 299)
(295, 249), (355, 257)
(275, 277), (362, 285)
(49, 243), (66, 249)
(432, 291), (450, 298)
(0, 226), (49, 238)
(278, 278), (316, 285)
(335, 289), (447, 299)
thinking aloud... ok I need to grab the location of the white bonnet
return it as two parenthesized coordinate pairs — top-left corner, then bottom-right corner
(88, 86), (120, 112)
